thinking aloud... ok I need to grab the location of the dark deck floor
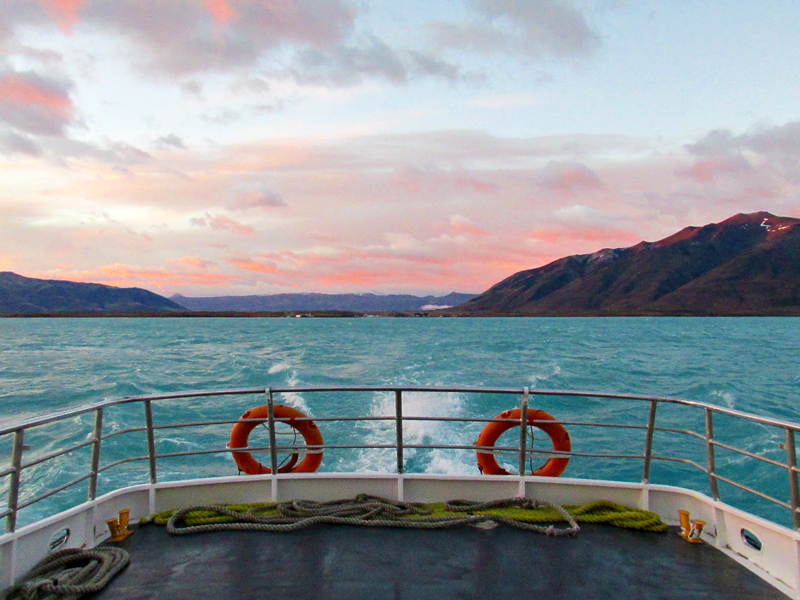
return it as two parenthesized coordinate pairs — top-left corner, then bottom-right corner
(95, 523), (788, 600)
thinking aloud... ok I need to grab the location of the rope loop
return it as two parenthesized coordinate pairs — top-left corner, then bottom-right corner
(3, 547), (129, 600)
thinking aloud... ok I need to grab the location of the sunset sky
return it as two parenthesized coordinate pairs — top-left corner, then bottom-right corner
(2, 1), (799, 297)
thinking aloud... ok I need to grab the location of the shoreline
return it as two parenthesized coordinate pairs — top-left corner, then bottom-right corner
(3, 310), (800, 318)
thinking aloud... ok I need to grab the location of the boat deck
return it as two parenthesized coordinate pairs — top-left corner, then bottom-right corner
(95, 522), (789, 599)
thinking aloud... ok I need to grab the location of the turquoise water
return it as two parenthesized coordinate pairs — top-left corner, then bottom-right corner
(1, 317), (799, 527)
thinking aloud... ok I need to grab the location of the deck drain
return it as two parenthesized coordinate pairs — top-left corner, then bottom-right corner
(49, 528), (70, 552)
(741, 528), (762, 551)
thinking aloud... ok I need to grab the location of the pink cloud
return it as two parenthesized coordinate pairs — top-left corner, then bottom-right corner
(395, 165), (496, 195)
(226, 255), (282, 274)
(204, 0), (237, 26)
(536, 160), (601, 192)
(228, 183), (286, 210)
(529, 225), (639, 246)
(680, 155), (752, 182)
(39, 0), (86, 32)
(35, 264), (239, 293)
(0, 70), (73, 136)
(171, 256), (217, 268)
(192, 213), (255, 236)
(448, 215), (487, 237)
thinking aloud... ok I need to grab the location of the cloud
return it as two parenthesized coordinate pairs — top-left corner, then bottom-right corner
(37, 263), (239, 292)
(170, 255), (217, 268)
(155, 133), (186, 150)
(40, 0), (87, 32)
(678, 155), (752, 183)
(192, 212), (255, 235)
(204, 0), (237, 27)
(179, 80), (204, 96)
(1, 0), (357, 77)
(682, 122), (800, 193)
(430, 0), (601, 60)
(71, 0), (355, 77)
(1, 131), (44, 156)
(228, 183), (286, 211)
(395, 165), (496, 194)
(448, 215), (487, 237)
(686, 122), (800, 158)
(536, 160), (601, 191)
(0, 69), (74, 136)
(276, 35), (467, 87)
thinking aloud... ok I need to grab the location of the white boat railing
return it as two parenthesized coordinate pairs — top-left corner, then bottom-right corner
(1, 385), (799, 533)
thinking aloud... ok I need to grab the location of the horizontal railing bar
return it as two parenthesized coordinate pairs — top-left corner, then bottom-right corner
(96, 456), (150, 473)
(16, 473), (93, 510)
(713, 473), (792, 509)
(710, 440), (788, 469)
(101, 426), (148, 440)
(653, 426), (706, 441)
(151, 416), (398, 430)
(0, 508), (11, 520)
(0, 466), (14, 478)
(156, 444), (397, 460)
(651, 455), (709, 473)
(403, 417), (647, 430)
(20, 439), (95, 470)
(4, 385), (800, 437)
(468, 445), (644, 460)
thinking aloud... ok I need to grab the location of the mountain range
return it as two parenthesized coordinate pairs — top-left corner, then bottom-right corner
(170, 292), (475, 313)
(449, 211), (800, 316)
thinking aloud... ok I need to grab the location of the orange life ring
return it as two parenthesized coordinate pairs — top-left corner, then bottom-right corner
(229, 405), (323, 474)
(476, 408), (570, 476)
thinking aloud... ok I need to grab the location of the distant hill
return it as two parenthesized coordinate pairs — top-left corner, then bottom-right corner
(449, 212), (800, 316)
(171, 292), (477, 312)
(0, 272), (185, 315)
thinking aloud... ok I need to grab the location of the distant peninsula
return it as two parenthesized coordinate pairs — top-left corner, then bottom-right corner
(445, 211), (800, 316)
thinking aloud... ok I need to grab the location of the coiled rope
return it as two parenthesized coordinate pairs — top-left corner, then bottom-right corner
(162, 494), (580, 536)
(2, 547), (129, 600)
(147, 495), (666, 537)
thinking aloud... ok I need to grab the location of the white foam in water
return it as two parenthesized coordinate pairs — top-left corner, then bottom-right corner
(278, 371), (310, 413)
(529, 362), (561, 387)
(711, 389), (736, 409)
(355, 390), (478, 474)
(268, 362), (292, 374)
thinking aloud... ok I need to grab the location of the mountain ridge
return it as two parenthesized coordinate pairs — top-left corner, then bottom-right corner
(448, 211), (800, 316)
(0, 272), (186, 315)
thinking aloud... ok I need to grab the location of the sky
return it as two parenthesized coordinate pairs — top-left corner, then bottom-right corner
(1, 0), (799, 297)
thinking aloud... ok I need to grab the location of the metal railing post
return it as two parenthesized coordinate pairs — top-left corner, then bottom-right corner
(642, 400), (657, 484)
(144, 400), (158, 484)
(785, 428), (800, 530)
(705, 408), (720, 500)
(266, 388), (279, 474)
(88, 408), (104, 500)
(6, 429), (25, 533)
(395, 390), (404, 474)
(518, 387), (529, 476)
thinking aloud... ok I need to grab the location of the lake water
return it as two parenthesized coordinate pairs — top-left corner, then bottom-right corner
(1, 317), (799, 527)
